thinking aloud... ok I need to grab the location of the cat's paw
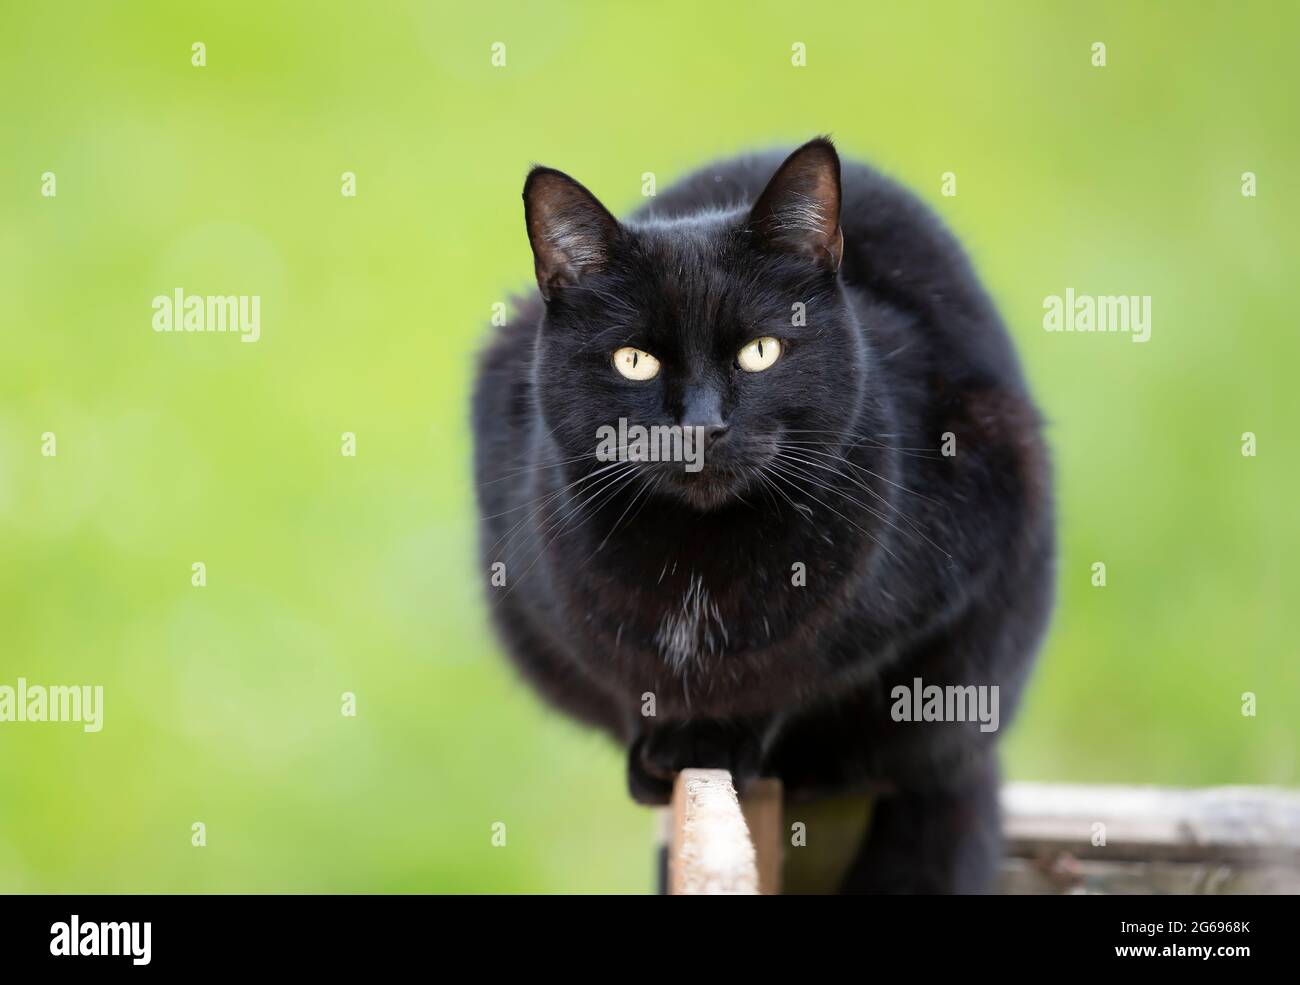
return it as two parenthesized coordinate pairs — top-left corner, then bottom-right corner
(627, 734), (676, 805)
(626, 720), (763, 806)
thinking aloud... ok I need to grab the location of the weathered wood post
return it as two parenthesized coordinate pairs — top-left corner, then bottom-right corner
(667, 769), (783, 895)
(1000, 782), (1300, 893)
(663, 776), (1300, 894)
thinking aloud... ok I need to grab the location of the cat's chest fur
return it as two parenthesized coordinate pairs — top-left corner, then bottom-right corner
(528, 477), (893, 717)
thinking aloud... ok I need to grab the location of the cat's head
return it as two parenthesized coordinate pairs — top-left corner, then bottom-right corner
(523, 138), (867, 511)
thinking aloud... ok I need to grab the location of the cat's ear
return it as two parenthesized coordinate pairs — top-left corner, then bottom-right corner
(748, 137), (843, 271)
(523, 167), (623, 301)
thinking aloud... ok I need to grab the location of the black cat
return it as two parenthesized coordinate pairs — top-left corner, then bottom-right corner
(472, 138), (1054, 893)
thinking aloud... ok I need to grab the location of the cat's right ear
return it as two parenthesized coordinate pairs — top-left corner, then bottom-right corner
(523, 167), (623, 301)
(748, 137), (843, 272)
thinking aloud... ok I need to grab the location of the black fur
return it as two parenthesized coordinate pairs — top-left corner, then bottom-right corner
(472, 139), (1054, 893)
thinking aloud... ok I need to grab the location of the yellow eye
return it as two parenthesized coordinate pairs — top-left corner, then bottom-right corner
(613, 346), (660, 381)
(737, 336), (782, 373)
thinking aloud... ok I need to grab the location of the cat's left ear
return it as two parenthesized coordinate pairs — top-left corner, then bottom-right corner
(748, 137), (843, 272)
(523, 167), (623, 301)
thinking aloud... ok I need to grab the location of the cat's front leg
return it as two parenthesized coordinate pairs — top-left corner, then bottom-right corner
(626, 717), (768, 806)
(839, 754), (1002, 894)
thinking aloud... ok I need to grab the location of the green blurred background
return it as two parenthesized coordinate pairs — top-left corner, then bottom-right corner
(1, 1), (1296, 892)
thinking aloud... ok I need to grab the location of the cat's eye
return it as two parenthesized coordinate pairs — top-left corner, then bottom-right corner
(737, 336), (782, 373)
(612, 346), (660, 381)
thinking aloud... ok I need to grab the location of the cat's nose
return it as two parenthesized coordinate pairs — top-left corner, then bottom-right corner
(693, 423), (729, 451)
(680, 384), (724, 432)
(680, 388), (728, 452)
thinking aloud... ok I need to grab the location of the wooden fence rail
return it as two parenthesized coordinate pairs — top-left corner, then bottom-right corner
(663, 770), (1300, 895)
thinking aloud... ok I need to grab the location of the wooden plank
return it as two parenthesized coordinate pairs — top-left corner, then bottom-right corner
(668, 769), (760, 895)
(1001, 782), (1300, 894)
(1002, 782), (1300, 863)
(740, 778), (784, 895)
(1000, 856), (1300, 895)
(663, 778), (1300, 894)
